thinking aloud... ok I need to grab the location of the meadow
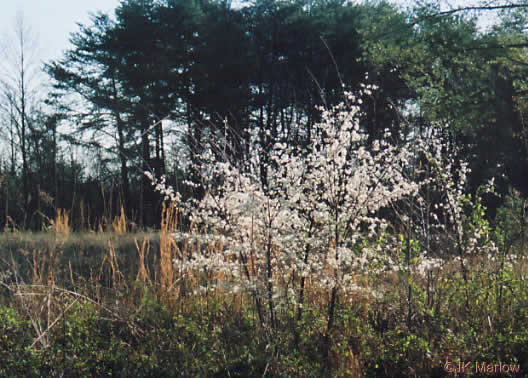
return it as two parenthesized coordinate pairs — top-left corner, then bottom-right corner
(0, 188), (527, 377)
(2, 90), (528, 377)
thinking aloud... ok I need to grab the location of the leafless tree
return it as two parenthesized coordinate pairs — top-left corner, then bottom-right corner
(0, 11), (43, 221)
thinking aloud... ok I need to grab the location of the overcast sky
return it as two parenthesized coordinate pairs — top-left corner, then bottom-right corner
(1, 0), (121, 65)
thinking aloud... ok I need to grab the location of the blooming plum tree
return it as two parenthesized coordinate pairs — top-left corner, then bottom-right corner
(146, 81), (495, 361)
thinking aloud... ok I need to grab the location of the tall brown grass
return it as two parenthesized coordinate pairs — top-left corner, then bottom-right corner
(50, 209), (71, 234)
(135, 237), (151, 285)
(99, 241), (125, 290)
(112, 206), (128, 233)
(159, 203), (181, 308)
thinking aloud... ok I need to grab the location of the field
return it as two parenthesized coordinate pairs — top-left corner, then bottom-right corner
(1, 205), (527, 377)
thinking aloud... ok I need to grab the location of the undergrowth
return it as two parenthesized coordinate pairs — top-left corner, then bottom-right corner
(0, 203), (527, 377)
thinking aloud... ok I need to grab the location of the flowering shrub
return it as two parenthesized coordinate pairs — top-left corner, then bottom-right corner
(407, 128), (498, 292)
(147, 83), (499, 354)
(149, 85), (425, 322)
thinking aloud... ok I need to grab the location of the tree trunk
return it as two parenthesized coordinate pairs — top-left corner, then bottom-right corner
(141, 115), (151, 227)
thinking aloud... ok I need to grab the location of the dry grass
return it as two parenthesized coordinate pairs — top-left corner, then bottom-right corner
(135, 237), (151, 285)
(99, 241), (125, 290)
(112, 206), (128, 233)
(160, 203), (178, 292)
(50, 209), (71, 234)
(2, 201), (528, 375)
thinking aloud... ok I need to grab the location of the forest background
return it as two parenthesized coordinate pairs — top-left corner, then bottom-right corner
(1, 0), (527, 231)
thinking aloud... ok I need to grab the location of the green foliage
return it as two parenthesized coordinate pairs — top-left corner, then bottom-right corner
(1, 228), (528, 375)
(495, 189), (528, 250)
(0, 306), (38, 376)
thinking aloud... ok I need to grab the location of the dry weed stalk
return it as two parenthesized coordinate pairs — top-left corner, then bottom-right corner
(4, 216), (18, 232)
(112, 205), (128, 233)
(51, 209), (71, 234)
(160, 203), (179, 294)
(100, 241), (125, 290)
(4, 247), (62, 350)
(135, 237), (151, 285)
(342, 350), (363, 377)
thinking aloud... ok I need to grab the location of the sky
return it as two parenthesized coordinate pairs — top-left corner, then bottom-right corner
(1, 0), (122, 65)
(0, 0), (500, 68)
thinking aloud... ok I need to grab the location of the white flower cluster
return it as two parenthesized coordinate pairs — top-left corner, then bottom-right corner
(414, 256), (443, 278)
(144, 172), (182, 204)
(416, 129), (498, 259)
(145, 83), (495, 312)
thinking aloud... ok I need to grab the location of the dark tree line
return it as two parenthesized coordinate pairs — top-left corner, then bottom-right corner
(1, 0), (528, 229)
